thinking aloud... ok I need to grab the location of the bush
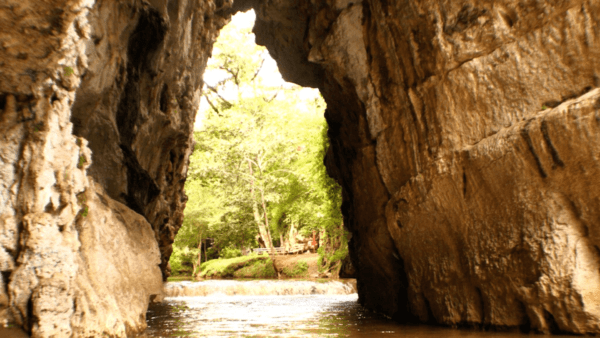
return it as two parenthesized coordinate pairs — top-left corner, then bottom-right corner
(233, 257), (277, 278)
(282, 260), (309, 277)
(262, 258), (277, 278)
(199, 256), (276, 278)
(220, 246), (242, 259)
(317, 244), (348, 274)
(170, 246), (199, 276)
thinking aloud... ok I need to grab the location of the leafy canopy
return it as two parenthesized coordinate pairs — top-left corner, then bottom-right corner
(170, 10), (345, 275)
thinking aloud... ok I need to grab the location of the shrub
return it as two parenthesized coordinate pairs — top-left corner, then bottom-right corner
(318, 244), (348, 274)
(170, 246), (198, 276)
(282, 260), (309, 277)
(233, 257), (276, 278)
(220, 246), (242, 259)
(262, 258), (277, 278)
(199, 256), (276, 278)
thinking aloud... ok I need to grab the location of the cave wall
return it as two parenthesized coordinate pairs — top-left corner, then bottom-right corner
(252, 0), (600, 334)
(2, 0), (600, 336)
(0, 0), (231, 336)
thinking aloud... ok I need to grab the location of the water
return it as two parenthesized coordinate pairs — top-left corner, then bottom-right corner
(144, 280), (572, 338)
(164, 280), (357, 297)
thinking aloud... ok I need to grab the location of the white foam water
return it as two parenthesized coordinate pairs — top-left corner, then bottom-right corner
(164, 279), (357, 297)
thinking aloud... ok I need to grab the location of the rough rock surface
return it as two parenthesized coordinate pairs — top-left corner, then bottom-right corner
(68, 0), (229, 277)
(2, 0), (600, 336)
(0, 0), (229, 336)
(252, 0), (600, 334)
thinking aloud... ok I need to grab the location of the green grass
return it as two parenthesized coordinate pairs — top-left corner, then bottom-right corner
(282, 260), (309, 277)
(199, 256), (276, 279)
(234, 257), (276, 278)
(167, 276), (194, 282)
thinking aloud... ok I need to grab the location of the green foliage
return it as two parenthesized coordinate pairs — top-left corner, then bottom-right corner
(33, 122), (43, 132)
(282, 260), (309, 277)
(259, 258), (277, 278)
(170, 10), (345, 274)
(76, 193), (89, 218)
(77, 155), (86, 169)
(199, 256), (245, 278)
(220, 246), (242, 259)
(170, 246), (199, 276)
(199, 256), (275, 278)
(63, 66), (74, 76)
(81, 205), (89, 218)
(167, 276), (194, 282)
(233, 257), (276, 278)
(317, 226), (349, 275)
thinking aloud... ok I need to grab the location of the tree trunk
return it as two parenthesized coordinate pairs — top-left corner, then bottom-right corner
(248, 159), (273, 250)
(319, 229), (326, 249)
(259, 187), (274, 250)
(287, 222), (297, 252)
(193, 231), (202, 277)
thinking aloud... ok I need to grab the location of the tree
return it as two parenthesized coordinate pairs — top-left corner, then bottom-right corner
(170, 11), (344, 276)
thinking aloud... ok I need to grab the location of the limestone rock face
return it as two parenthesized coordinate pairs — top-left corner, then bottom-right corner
(71, 184), (163, 337)
(0, 0), (228, 336)
(252, 0), (600, 334)
(68, 0), (229, 277)
(2, 0), (600, 336)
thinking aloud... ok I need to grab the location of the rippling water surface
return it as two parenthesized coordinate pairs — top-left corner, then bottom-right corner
(144, 280), (571, 338)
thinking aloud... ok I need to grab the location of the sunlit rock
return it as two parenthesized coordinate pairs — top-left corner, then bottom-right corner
(0, 0), (227, 336)
(2, 0), (600, 336)
(254, 0), (600, 334)
(259, 0), (600, 334)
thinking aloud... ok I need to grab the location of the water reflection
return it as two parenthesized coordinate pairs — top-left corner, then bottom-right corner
(144, 281), (573, 338)
(146, 294), (358, 337)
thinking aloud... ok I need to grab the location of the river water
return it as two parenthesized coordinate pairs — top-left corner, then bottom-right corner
(143, 280), (570, 338)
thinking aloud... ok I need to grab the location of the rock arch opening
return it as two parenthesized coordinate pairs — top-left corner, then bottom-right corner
(169, 9), (348, 281)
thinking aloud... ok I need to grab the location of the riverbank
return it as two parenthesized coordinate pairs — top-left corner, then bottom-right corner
(271, 253), (320, 278)
(198, 255), (276, 279)
(173, 253), (325, 280)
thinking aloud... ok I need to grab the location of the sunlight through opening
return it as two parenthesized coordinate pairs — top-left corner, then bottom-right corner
(170, 9), (347, 282)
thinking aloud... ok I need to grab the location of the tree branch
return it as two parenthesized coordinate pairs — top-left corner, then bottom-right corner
(264, 90), (279, 103)
(204, 95), (221, 116)
(245, 157), (260, 172)
(206, 85), (233, 108)
(250, 58), (266, 83)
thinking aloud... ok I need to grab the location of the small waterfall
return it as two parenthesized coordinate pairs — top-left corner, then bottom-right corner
(164, 279), (357, 297)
